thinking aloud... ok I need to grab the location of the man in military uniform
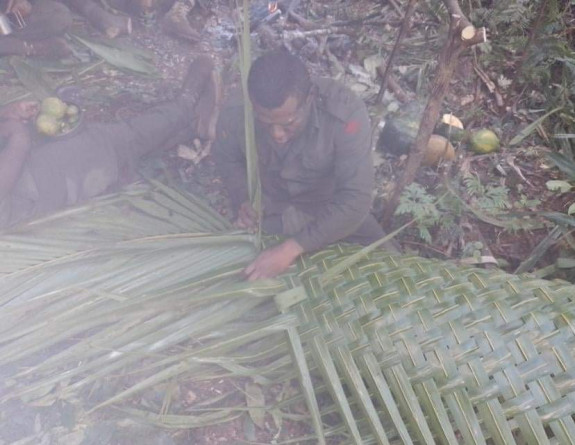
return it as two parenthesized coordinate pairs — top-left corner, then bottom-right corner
(0, 56), (219, 228)
(214, 50), (391, 281)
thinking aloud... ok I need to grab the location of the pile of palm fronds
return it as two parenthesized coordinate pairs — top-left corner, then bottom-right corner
(2, 181), (575, 444)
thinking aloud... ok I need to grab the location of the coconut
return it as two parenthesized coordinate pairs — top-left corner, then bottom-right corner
(470, 129), (500, 154)
(66, 104), (80, 117)
(40, 97), (68, 120)
(423, 134), (456, 166)
(36, 114), (60, 136)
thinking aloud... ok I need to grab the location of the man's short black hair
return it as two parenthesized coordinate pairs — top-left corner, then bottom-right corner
(247, 49), (311, 109)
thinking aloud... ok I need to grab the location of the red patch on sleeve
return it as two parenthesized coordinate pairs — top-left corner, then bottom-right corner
(344, 120), (360, 135)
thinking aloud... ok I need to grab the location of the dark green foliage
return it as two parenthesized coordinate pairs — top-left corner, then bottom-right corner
(470, 0), (574, 149)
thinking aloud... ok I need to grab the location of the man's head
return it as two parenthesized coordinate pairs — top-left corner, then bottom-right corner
(247, 50), (312, 145)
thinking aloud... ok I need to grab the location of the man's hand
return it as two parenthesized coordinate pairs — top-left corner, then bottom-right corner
(235, 201), (258, 231)
(0, 100), (39, 122)
(243, 239), (304, 281)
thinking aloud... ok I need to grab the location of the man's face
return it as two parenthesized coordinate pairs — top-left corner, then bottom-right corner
(252, 94), (311, 146)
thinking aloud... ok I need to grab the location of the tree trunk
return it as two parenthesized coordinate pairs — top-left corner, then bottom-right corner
(382, 0), (486, 227)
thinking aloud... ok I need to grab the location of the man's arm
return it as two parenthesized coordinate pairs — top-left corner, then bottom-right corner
(292, 101), (374, 252)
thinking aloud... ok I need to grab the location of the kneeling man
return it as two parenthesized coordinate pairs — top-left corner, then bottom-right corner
(214, 50), (393, 281)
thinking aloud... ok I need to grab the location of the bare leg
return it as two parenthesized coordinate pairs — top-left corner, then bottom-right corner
(61, 0), (132, 38)
(108, 0), (177, 21)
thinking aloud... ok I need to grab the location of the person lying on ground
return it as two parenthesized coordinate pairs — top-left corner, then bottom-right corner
(0, 0), (73, 57)
(0, 0), (132, 58)
(0, 0), (201, 59)
(64, 0), (199, 42)
(106, 0), (201, 43)
(61, 0), (132, 39)
(0, 55), (220, 229)
(214, 50), (398, 282)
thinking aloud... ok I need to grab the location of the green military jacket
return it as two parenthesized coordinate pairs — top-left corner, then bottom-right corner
(213, 77), (374, 252)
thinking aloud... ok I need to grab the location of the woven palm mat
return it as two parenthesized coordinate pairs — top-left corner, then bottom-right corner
(1, 184), (575, 444)
(279, 246), (575, 444)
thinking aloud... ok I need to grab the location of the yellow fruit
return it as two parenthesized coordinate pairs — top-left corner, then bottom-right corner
(423, 134), (456, 166)
(470, 129), (500, 154)
(36, 114), (60, 136)
(40, 97), (68, 119)
(66, 104), (79, 117)
(441, 113), (464, 129)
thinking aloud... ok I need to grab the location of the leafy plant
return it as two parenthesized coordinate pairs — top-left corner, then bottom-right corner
(472, 0), (575, 147)
(547, 150), (575, 215)
(395, 183), (441, 243)
(515, 193), (542, 209)
(395, 176), (513, 245)
(463, 175), (511, 212)
(525, 149), (575, 278)
(71, 35), (159, 77)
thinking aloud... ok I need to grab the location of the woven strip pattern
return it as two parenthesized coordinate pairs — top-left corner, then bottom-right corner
(280, 245), (575, 444)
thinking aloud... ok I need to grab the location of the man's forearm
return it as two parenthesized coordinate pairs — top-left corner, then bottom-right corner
(293, 191), (372, 252)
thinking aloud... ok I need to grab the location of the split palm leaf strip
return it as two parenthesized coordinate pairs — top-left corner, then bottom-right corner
(2, 181), (575, 444)
(235, 0), (262, 245)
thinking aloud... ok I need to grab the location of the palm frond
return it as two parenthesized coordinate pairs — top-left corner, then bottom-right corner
(235, 0), (262, 245)
(2, 182), (575, 443)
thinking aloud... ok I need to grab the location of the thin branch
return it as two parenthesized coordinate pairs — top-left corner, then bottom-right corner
(286, 10), (316, 30)
(376, 65), (411, 103)
(376, 0), (418, 104)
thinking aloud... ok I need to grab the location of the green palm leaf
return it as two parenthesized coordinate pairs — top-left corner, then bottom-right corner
(2, 181), (575, 444)
(235, 0), (262, 246)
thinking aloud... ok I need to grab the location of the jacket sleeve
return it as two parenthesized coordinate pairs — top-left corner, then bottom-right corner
(293, 101), (374, 252)
(212, 104), (250, 216)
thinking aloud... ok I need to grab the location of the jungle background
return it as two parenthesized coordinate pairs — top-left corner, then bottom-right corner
(0, 0), (575, 443)
(2, 0), (574, 282)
